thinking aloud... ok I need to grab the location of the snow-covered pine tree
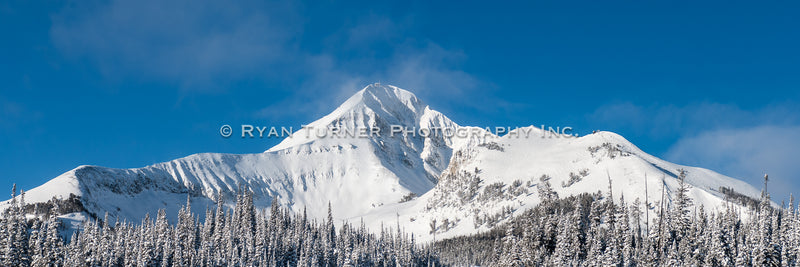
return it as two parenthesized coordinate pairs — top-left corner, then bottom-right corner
(212, 194), (227, 266)
(619, 196), (635, 267)
(3, 185), (28, 266)
(323, 202), (336, 267)
(134, 213), (154, 266)
(672, 169), (693, 240)
(551, 200), (585, 266)
(498, 224), (524, 266)
(173, 196), (196, 267)
(786, 195), (800, 266)
(27, 219), (42, 266)
(585, 195), (606, 267)
(41, 202), (64, 266)
(198, 206), (214, 266)
(781, 194), (796, 266)
(153, 208), (172, 266)
(753, 174), (780, 267)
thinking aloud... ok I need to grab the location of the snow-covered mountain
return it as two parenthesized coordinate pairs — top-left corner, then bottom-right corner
(2, 84), (762, 241)
(2, 84), (485, 222)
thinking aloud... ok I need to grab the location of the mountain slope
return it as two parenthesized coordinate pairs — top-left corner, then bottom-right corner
(358, 128), (763, 242)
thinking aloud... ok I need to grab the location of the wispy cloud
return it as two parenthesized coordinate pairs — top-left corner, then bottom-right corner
(50, 0), (299, 90)
(590, 101), (800, 197)
(665, 125), (800, 199)
(49, 0), (497, 122)
(0, 99), (23, 130)
(589, 101), (800, 139)
(381, 43), (482, 101)
(246, 14), (498, 123)
(0, 97), (42, 133)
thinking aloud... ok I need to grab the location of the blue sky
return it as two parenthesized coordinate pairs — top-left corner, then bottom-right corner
(1, 0), (799, 198)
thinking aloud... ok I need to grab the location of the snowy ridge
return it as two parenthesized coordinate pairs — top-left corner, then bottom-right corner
(2, 84), (762, 242)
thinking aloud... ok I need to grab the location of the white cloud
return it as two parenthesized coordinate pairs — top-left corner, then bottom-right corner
(50, 0), (299, 90)
(250, 19), (497, 123)
(665, 125), (800, 200)
(49, 0), (495, 119)
(590, 101), (800, 198)
(383, 43), (480, 99)
(0, 97), (42, 132)
(590, 102), (800, 139)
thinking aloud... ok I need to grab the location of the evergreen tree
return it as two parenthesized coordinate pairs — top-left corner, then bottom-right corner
(753, 175), (780, 266)
(551, 203), (584, 266)
(498, 225), (523, 266)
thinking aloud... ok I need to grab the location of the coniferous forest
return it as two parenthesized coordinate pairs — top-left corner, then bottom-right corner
(1, 170), (799, 266)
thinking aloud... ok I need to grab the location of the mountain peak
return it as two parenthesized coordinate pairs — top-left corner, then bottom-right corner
(338, 83), (425, 121)
(359, 83), (424, 113)
(267, 84), (432, 152)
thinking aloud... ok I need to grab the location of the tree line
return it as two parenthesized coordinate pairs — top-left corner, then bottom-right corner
(1, 169), (798, 266)
(435, 171), (796, 266)
(0, 186), (437, 266)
